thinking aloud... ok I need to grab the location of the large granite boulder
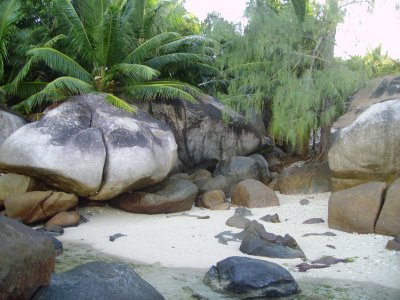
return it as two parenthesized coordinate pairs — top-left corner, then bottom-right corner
(279, 161), (331, 194)
(5, 190), (78, 224)
(375, 178), (400, 236)
(32, 261), (164, 300)
(110, 179), (198, 214)
(328, 182), (386, 234)
(0, 107), (26, 147)
(0, 94), (177, 200)
(147, 95), (272, 168)
(329, 75), (400, 191)
(204, 256), (300, 298)
(0, 173), (39, 207)
(0, 215), (55, 300)
(231, 179), (279, 208)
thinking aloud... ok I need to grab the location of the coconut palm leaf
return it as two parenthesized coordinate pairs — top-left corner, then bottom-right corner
(125, 32), (181, 64)
(0, 0), (22, 79)
(158, 35), (218, 54)
(27, 48), (92, 82)
(13, 76), (94, 112)
(111, 63), (160, 81)
(144, 53), (206, 70)
(105, 93), (135, 113)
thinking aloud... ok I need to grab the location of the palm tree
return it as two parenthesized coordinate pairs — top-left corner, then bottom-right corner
(0, 0), (23, 103)
(7, 0), (217, 113)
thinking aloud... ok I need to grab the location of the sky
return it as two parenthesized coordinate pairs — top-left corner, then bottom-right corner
(184, 0), (400, 59)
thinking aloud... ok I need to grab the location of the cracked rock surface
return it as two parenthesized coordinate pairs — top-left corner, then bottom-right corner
(0, 94), (177, 200)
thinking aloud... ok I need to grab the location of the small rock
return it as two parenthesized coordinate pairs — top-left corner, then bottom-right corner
(386, 237), (400, 251)
(200, 190), (225, 209)
(209, 202), (231, 210)
(214, 231), (242, 245)
(260, 213), (281, 223)
(303, 218), (325, 224)
(109, 233), (127, 242)
(296, 263), (329, 272)
(226, 215), (251, 229)
(234, 207), (253, 217)
(302, 232), (337, 237)
(300, 199), (310, 205)
(326, 244), (336, 249)
(312, 256), (347, 265)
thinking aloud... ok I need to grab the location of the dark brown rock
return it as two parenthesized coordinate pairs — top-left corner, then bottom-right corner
(0, 215), (55, 299)
(279, 161), (331, 194)
(45, 211), (80, 228)
(4, 191), (78, 224)
(110, 179), (198, 214)
(375, 178), (400, 236)
(231, 179), (279, 208)
(328, 182), (386, 234)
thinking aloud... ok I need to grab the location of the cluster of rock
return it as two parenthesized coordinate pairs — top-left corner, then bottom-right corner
(327, 75), (400, 237)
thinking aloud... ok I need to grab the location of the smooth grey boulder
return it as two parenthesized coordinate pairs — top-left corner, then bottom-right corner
(329, 75), (400, 191)
(32, 261), (164, 300)
(204, 256), (300, 298)
(0, 94), (177, 200)
(148, 95), (271, 168)
(376, 178), (400, 236)
(0, 215), (55, 300)
(0, 107), (26, 147)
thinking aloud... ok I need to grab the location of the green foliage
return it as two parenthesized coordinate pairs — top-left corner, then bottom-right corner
(209, 0), (366, 152)
(5, 0), (217, 113)
(363, 46), (400, 77)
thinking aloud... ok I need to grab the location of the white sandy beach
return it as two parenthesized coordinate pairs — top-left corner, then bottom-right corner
(57, 192), (400, 289)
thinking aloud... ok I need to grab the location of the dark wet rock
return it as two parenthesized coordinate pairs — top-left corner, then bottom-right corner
(300, 199), (310, 205)
(386, 236), (400, 251)
(260, 213), (281, 223)
(148, 95), (271, 168)
(110, 179), (198, 214)
(5, 190), (78, 224)
(328, 182), (386, 234)
(226, 215), (251, 229)
(0, 215), (55, 300)
(213, 156), (271, 185)
(204, 256), (300, 298)
(302, 232), (337, 237)
(234, 207), (253, 217)
(296, 263), (330, 272)
(46, 211), (80, 228)
(326, 244), (336, 249)
(0, 94), (177, 200)
(231, 179), (279, 208)
(239, 221), (305, 259)
(376, 178), (400, 237)
(109, 233), (127, 242)
(32, 261), (164, 300)
(279, 161), (331, 194)
(37, 225), (64, 236)
(303, 218), (325, 224)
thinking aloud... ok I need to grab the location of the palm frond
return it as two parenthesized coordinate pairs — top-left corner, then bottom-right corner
(122, 0), (145, 38)
(55, 0), (96, 65)
(111, 63), (160, 81)
(124, 32), (181, 64)
(145, 53), (206, 70)
(123, 80), (203, 103)
(158, 35), (218, 54)
(44, 34), (67, 48)
(27, 48), (92, 82)
(105, 93), (136, 113)
(5, 81), (48, 99)
(0, 0), (22, 79)
(13, 76), (94, 113)
(7, 57), (36, 93)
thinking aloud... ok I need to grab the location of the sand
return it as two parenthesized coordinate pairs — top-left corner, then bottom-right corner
(57, 192), (400, 290)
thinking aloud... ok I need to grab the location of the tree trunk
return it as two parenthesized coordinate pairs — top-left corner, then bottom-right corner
(317, 125), (331, 160)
